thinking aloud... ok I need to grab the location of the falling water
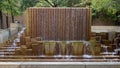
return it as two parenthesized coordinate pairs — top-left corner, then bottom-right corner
(13, 27), (26, 46)
(9, 27), (26, 53)
(101, 44), (118, 62)
(101, 44), (116, 56)
(101, 44), (109, 61)
(65, 41), (72, 59)
(57, 41), (62, 57)
(0, 27), (25, 57)
(83, 41), (92, 58)
(54, 41), (62, 59)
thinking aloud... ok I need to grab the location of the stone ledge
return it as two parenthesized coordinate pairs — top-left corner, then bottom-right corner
(92, 26), (120, 32)
(0, 62), (120, 68)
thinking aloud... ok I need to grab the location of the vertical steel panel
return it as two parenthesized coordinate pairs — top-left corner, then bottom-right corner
(26, 8), (91, 41)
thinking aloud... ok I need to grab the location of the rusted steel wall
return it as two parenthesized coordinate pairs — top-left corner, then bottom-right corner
(26, 7), (91, 41)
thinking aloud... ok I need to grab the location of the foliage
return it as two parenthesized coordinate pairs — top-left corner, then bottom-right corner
(91, 0), (120, 22)
(0, 0), (21, 16)
(0, 0), (4, 10)
(20, 0), (39, 11)
(21, 0), (120, 23)
(74, 0), (91, 7)
(35, 0), (53, 7)
(0, 0), (21, 23)
(35, 0), (81, 7)
(0, 0), (120, 24)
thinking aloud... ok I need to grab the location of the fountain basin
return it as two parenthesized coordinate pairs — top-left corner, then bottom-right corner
(0, 62), (120, 68)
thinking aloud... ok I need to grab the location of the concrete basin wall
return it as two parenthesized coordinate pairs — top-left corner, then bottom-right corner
(0, 23), (20, 44)
(0, 62), (120, 68)
(0, 29), (9, 43)
(0, 28), (18, 43)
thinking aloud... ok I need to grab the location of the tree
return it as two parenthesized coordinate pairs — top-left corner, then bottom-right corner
(91, 0), (120, 23)
(7, 0), (20, 23)
(109, 0), (120, 25)
(0, 0), (20, 28)
(1, 0), (11, 28)
(35, 0), (81, 7)
(20, 0), (39, 11)
(0, 0), (4, 29)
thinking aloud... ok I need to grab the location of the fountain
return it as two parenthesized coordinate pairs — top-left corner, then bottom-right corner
(0, 31), (120, 62)
(0, 30), (120, 62)
(0, 7), (120, 64)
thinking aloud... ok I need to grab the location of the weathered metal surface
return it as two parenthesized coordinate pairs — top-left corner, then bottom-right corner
(26, 7), (91, 41)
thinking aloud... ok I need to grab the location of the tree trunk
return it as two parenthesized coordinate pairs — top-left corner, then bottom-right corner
(6, 15), (9, 28)
(8, 0), (14, 23)
(6, 15), (11, 38)
(0, 10), (3, 29)
(45, 0), (54, 7)
(12, 15), (14, 23)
